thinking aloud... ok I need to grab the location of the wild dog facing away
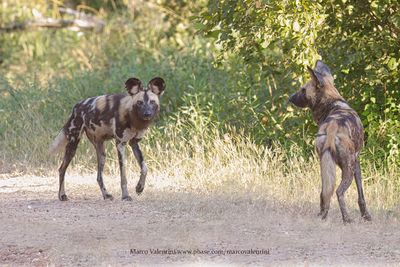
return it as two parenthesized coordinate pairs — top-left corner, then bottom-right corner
(289, 61), (372, 223)
(49, 77), (165, 201)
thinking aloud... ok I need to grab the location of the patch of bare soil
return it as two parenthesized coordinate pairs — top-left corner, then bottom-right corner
(0, 174), (399, 266)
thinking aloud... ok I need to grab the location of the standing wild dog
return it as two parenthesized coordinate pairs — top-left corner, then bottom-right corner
(289, 61), (371, 223)
(49, 77), (165, 201)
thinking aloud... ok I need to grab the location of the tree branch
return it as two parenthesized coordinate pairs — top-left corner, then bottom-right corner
(0, 8), (105, 33)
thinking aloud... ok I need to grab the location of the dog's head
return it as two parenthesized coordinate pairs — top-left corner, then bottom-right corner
(125, 77), (165, 121)
(289, 60), (341, 109)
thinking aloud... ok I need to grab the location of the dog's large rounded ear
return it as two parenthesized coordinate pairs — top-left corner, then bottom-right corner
(148, 77), (165, 95)
(315, 60), (334, 85)
(315, 60), (332, 76)
(125, 78), (142, 95)
(307, 66), (325, 88)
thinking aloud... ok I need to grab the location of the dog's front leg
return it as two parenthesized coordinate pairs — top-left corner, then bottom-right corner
(129, 139), (147, 194)
(116, 141), (132, 201)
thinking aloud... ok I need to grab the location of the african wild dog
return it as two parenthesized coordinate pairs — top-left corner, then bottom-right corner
(289, 61), (371, 223)
(49, 77), (165, 201)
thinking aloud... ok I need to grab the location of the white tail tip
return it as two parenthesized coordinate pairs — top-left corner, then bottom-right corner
(49, 130), (68, 154)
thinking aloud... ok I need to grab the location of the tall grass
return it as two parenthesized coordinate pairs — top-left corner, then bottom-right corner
(66, 120), (399, 212)
(0, 1), (399, 212)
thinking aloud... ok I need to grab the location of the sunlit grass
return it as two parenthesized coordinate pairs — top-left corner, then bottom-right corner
(0, 1), (399, 216)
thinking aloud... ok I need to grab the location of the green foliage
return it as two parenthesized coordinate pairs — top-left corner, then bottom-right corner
(196, 1), (323, 69)
(321, 0), (400, 166)
(195, 0), (400, 166)
(0, 0), (398, 178)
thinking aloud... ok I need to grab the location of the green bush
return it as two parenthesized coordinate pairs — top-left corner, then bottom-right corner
(195, 0), (400, 166)
(0, 0), (398, 174)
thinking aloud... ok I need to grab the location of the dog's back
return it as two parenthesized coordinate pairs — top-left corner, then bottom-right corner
(316, 100), (364, 162)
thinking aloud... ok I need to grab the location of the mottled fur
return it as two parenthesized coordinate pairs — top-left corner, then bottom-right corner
(50, 77), (165, 201)
(289, 61), (371, 223)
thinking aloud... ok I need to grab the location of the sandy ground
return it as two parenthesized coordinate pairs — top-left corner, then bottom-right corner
(0, 174), (400, 266)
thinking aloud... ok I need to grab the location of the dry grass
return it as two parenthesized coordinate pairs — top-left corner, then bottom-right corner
(2, 114), (398, 215)
(37, 125), (400, 215)
(1, 125), (399, 266)
(1, 134), (400, 265)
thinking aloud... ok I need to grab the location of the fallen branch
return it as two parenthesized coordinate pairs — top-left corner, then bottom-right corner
(0, 8), (105, 33)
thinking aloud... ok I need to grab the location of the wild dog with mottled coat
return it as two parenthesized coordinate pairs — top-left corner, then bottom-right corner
(289, 61), (371, 223)
(49, 77), (165, 201)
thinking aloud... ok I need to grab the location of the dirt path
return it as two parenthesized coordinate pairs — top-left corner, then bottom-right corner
(0, 174), (399, 266)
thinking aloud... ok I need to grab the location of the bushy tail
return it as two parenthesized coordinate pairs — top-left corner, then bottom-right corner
(320, 151), (336, 198)
(323, 123), (338, 154)
(49, 130), (68, 154)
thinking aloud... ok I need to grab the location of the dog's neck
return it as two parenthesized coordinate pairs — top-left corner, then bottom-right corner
(128, 111), (156, 131)
(311, 99), (347, 126)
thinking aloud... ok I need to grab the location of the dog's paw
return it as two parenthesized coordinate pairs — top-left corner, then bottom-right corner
(104, 194), (114, 201)
(362, 213), (372, 222)
(136, 183), (144, 194)
(59, 194), (69, 201)
(342, 217), (354, 224)
(122, 195), (133, 201)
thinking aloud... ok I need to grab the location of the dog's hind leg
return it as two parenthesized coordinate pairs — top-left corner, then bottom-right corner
(354, 159), (372, 221)
(58, 110), (84, 201)
(318, 151), (336, 220)
(58, 138), (80, 201)
(94, 141), (113, 200)
(336, 161), (354, 224)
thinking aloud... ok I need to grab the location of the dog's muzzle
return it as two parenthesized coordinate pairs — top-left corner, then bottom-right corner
(289, 93), (296, 103)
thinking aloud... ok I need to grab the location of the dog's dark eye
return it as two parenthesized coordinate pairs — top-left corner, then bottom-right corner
(301, 87), (306, 93)
(150, 100), (156, 104)
(137, 100), (144, 105)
